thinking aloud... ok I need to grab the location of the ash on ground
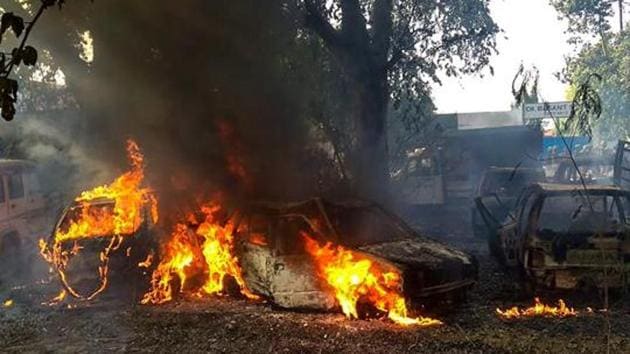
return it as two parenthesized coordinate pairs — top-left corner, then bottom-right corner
(1, 229), (629, 354)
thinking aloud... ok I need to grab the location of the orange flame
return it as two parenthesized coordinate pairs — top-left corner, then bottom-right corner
(55, 139), (158, 242)
(138, 253), (154, 268)
(496, 298), (577, 319)
(142, 202), (257, 304)
(40, 140), (158, 300)
(216, 120), (252, 190)
(41, 289), (67, 306)
(303, 234), (441, 327)
(248, 233), (267, 246)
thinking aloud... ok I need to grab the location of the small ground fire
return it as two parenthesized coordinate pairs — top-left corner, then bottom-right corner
(496, 298), (578, 319)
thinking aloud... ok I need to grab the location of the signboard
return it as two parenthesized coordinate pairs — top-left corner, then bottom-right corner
(523, 101), (572, 120)
(456, 109), (522, 130)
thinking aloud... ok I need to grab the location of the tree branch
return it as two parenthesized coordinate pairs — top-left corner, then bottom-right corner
(2, 4), (47, 77)
(371, 0), (393, 65)
(303, 0), (343, 50)
(340, 0), (369, 49)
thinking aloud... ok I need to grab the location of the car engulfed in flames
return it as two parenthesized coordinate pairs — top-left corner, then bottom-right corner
(39, 140), (474, 326)
(136, 198), (474, 325)
(231, 199), (476, 323)
(40, 140), (158, 300)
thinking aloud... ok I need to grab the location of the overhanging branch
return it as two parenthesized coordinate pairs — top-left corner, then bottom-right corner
(304, 0), (343, 50)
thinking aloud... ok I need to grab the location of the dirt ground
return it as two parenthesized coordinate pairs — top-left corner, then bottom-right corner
(2, 230), (630, 353)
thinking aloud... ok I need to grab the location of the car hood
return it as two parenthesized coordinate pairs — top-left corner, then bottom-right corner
(356, 237), (474, 270)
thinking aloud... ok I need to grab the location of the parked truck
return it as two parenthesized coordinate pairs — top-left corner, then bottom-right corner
(0, 160), (51, 283)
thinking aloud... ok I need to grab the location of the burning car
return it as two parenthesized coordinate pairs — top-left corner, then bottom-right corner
(477, 182), (630, 290)
(40, 140), (159, 300)
(471, 166), (545, 239)
(44, 196), (157, 299)
(233, 198), (477, 310)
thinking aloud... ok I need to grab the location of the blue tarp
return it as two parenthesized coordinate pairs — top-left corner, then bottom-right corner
(542, 136), (590, 159)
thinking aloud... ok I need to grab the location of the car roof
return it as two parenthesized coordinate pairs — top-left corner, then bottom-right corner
(246, 198), (376, 213)
(0, 159), (36, 172)
(484, 166), (544, 176)
(556, 155), (612, 166)
(487, 166), (543, 172)
(532, 182), (625, 193)
(68, 197), (115, 208)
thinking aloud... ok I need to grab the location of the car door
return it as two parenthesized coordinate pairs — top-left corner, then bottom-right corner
(6, 172), (27, 217)
(475, 190), (517, 239)
(266, 214), (336, 310)
(234, 213), (274, 296)
(504, 191), (540, 267)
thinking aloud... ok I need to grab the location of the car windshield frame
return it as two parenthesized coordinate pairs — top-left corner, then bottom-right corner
(534, 189), (630, 237)
(325, 204), (412, 247)
(480, 169), (544, 196)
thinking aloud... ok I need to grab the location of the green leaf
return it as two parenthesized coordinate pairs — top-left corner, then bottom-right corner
(1, 98), (16, 121)
(41, 0), (56, 8)
(0, 77), (18, 121)
(22, 46), (38, 66)
(0, 13), (14, 40)
(11, 16), (24, 37)
(11, 47), (22, 66)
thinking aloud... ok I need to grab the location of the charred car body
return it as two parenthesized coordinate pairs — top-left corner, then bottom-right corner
(471, 166), (545, 239)
(477, 183), (630, 290)
(233, 198), (477, 310)
(47, 197), (156, 298)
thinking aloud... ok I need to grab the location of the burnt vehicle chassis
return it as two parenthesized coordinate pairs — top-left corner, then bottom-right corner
(46, 198), (157, 300)
(477, 183), (630, 291)
(232, 198), (477, 310)
(471, 166), (546, 239)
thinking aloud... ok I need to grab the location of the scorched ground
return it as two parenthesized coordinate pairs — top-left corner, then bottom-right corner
(2, 233), (629, 353)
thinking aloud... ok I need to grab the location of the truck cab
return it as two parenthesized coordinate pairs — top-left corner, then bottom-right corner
(0, 160), (49, 282)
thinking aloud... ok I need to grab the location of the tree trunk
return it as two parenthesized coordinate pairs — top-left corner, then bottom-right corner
(352, 70), (390, 203)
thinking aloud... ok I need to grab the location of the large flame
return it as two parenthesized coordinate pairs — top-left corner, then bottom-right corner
(40, 140), (158, 300)
(496, 298), (577, 319)
(142, 202), (257, 304)
(303, 234), (441, 327)
(55, 139), (158, 242)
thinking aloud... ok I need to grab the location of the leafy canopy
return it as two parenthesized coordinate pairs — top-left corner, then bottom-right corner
(0, 0), (65, 121)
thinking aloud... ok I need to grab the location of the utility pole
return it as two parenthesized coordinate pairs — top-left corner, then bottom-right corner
(618, 0), (623, 32)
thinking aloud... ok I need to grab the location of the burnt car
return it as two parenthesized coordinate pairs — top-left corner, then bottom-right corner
(477, 183), (630, 290)
(471, 166), (545, 239)
(45, 197), (156, 299)
(552, 156), (614, 185)
(233, 198), (477, 310)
